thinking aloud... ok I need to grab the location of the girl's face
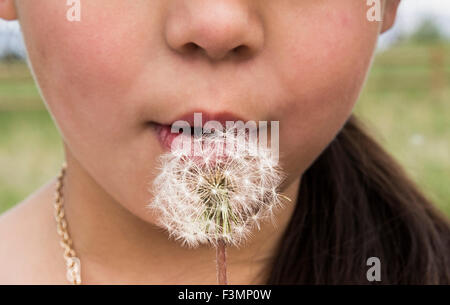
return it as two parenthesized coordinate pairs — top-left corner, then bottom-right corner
(8, 1), (398, 223)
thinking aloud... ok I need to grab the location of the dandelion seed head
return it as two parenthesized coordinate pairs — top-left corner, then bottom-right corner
(148, 128), (288, 248)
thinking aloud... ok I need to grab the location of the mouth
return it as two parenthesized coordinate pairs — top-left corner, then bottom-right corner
(149, 111), (251, 151)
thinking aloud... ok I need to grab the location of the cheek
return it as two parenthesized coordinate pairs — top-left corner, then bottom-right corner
(18, 1), (164, 222)
(19, 1), (158, 140)
(274, 6), (379, 176)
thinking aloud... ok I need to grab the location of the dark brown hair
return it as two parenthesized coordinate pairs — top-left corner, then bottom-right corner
(268, 114), (450, 284)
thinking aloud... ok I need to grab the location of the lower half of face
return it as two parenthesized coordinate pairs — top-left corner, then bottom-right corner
(16, 0), (381, 223)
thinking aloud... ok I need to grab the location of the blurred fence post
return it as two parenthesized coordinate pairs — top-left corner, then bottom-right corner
(430, 43), (446, 95)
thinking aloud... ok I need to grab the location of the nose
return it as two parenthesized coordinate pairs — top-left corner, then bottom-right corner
(164, 0), (264, 62)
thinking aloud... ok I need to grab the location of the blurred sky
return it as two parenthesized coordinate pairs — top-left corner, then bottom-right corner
(378, 0), (450, 48)
(0, 0), (450, 56)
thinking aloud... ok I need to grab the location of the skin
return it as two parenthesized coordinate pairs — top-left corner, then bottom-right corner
(0, 0), (400, 284)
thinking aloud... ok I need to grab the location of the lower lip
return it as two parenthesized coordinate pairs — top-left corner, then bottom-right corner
(152, 124), (232, 161)
(152, 123), (257, 156)
(153, 125), (231, 166)
(153, 124), (181, 151)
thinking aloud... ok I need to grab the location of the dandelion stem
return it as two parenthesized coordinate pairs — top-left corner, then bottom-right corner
(216, 239), (228, 285)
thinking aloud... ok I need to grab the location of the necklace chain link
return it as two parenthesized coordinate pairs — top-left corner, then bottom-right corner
(54, 162), (82, 285)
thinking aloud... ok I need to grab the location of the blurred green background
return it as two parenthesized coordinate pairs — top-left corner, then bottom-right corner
(0, 21), (449, 216)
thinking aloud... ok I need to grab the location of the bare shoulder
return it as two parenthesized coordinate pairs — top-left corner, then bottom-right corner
(0, 177), (66, 284)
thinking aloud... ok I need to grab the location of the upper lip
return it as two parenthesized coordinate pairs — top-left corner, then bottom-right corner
(156, 110), (249, 128)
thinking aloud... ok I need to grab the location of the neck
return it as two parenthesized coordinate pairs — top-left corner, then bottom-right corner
(60, 147), (300, 284)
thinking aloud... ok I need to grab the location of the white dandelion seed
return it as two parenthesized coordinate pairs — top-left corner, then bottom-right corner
(147, 127), (289, 248)
(147, 127), (291, 285)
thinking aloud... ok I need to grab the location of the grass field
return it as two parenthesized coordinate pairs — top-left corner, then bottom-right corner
(355, 42), (450, 216)
(0, 41), (449, 216)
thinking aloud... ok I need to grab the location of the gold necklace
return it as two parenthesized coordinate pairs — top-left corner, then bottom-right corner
(54, 162), (82, 285)
(53, 163), (231, 285)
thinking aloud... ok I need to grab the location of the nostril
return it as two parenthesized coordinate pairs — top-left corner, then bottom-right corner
(179, 42), (251, 61)
(183, 42), (200, 53)
(232, 45), (244, 53)
(231, 45), (252, 59)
